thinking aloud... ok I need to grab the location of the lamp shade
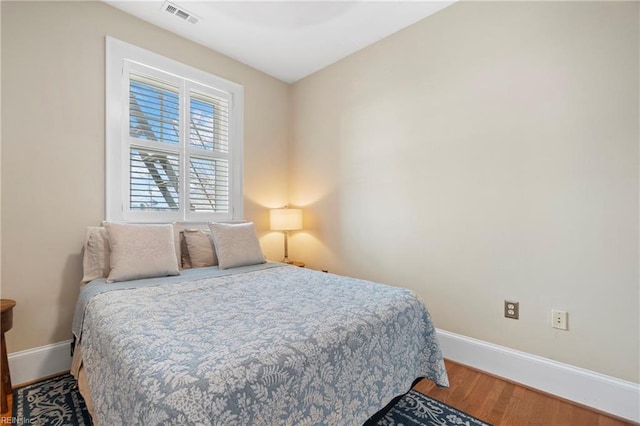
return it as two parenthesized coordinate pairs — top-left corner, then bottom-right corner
(270, 208), (303, 231)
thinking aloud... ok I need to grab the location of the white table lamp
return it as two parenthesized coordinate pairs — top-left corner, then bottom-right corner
(270, 208), (302, 263)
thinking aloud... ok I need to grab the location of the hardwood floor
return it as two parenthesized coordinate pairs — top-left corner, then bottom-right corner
(414, 360), (634, 425)
(1, 360), (633, 425)
(0, 392), (11, 423)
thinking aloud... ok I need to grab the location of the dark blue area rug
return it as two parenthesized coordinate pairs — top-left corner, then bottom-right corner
(13, 374), (92, 426)
(377, 389), (492, 426)
(13, 374), (490, 426)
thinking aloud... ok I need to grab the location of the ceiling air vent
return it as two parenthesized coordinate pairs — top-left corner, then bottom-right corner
(162, 1), (199, 24)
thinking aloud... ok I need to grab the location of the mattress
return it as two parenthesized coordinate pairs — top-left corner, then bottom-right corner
(72, 263), (448, 425)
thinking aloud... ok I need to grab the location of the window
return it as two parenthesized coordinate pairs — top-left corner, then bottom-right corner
(106, 37), (243, 222)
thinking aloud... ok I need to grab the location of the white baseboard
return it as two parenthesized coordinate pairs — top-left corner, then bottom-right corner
(436, 329), (640, 423)
(8, 340), (72, 386)
(7, 334), (640, 422)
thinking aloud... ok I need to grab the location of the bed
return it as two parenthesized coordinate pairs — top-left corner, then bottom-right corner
(71, 223), (448, 425)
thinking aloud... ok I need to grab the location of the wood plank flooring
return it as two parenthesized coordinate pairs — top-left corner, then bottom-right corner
(414, 360), (634, 425)
(1, 360), (633, 425)
(0, 392), (10, 424)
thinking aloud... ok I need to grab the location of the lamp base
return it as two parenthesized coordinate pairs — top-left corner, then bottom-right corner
(282, 257), (292, 264)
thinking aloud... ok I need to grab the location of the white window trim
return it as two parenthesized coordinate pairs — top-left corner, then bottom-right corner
(105, 36), (244, 223)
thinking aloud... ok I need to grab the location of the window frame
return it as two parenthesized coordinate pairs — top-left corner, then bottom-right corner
(106, 37), (244, 223)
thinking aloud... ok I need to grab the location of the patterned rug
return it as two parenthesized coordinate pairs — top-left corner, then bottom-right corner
(13, 375), (490, 426)
(376, 389), (492, 426)
(13, 374), (92, 426)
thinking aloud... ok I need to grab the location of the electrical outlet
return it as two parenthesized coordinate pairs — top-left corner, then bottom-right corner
(504, 300), (519, 319)
(552, 310), (568, 330)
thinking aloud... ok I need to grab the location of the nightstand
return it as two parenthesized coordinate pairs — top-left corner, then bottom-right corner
(290, 261), (305, 268)
(1, 299), (16, 413)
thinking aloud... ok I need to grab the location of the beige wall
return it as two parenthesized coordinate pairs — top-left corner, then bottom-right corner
(1, 1), (290, 352)
(291, 1), (639, 382)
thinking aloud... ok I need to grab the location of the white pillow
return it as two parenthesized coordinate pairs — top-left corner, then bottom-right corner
(183, 229), (218, 268)
(208, 222), (265, 270)
(105, 223), (180, 282)
(81, 227), (110, 284)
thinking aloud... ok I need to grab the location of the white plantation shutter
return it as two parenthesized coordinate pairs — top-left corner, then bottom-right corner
(128, 72), (181, 212)
(106, 38), (243, 222)
(188, 88), (231, 214)
(130, 148), (180, 211)
(189, 91), (229, 153)
(129, 74), (180, 145)
(189, 157), (229, 212)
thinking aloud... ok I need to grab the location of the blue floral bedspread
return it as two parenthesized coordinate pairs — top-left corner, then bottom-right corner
(76, 264), (448, 425)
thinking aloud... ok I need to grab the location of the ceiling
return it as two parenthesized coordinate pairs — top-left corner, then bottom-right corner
(105, 1), (455, 83)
